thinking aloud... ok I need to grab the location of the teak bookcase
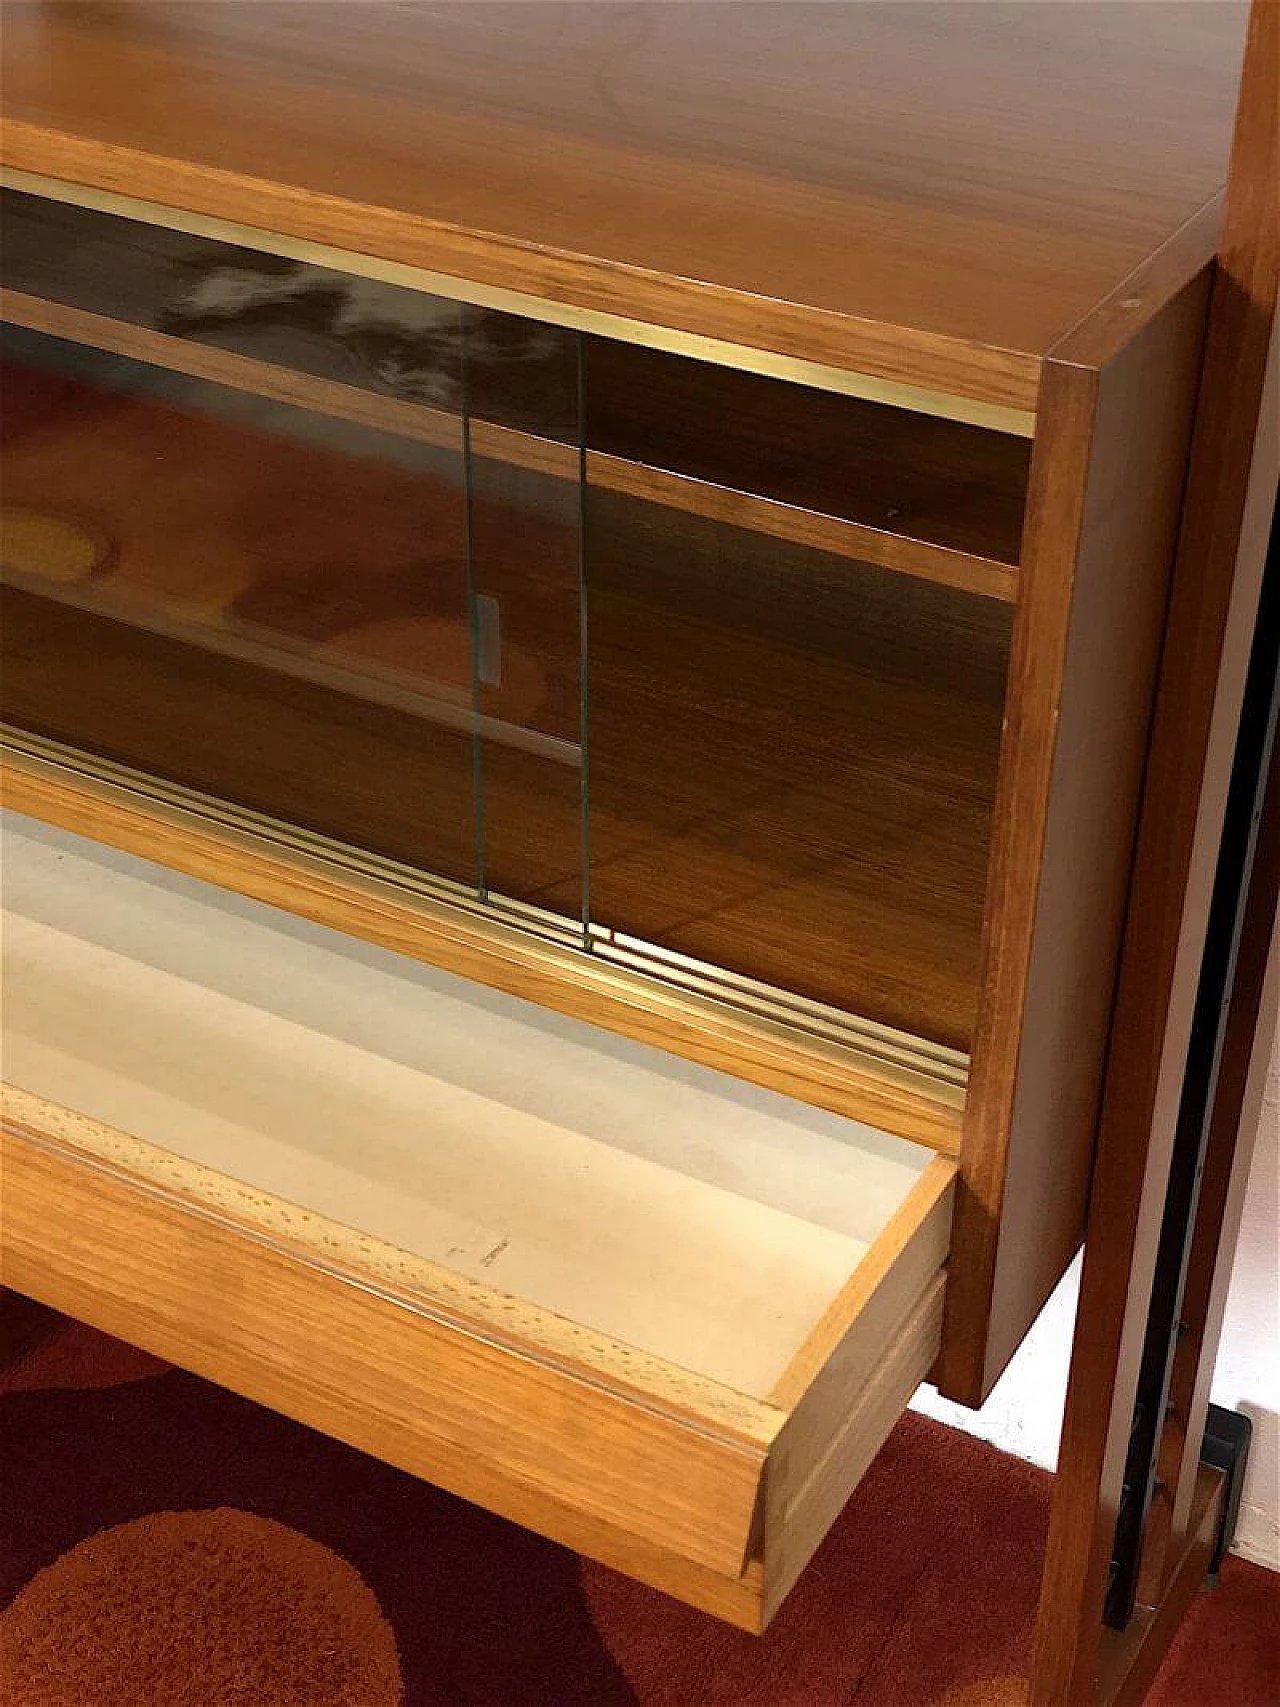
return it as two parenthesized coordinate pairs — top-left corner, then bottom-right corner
(0, 1), (1272, 1670)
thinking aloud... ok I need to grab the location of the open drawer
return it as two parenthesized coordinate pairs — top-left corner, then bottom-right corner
(0, 812), (954, 1632)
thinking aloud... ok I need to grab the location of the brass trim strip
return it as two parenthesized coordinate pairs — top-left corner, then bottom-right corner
(1, 727), (968, 1108)
(593, 929), (967, 1088)
(1, 166), (1036, 438)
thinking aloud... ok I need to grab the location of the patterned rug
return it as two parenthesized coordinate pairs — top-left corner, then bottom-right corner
(1, 1298), (1274, 1705)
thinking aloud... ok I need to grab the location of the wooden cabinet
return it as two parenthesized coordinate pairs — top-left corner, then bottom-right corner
(0, 0), (1252, 1632)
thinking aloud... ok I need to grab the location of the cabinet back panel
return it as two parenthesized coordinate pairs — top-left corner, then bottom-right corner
(581, 493), (1011, 1050)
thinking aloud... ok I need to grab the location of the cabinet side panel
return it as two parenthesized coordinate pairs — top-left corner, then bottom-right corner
(940, 271), (1213, 1402)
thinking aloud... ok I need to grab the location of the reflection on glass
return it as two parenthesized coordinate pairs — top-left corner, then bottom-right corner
(1, 186), (1019, 1049)
(580, 495), (1012, 1052)
(1, 322), (480, 883)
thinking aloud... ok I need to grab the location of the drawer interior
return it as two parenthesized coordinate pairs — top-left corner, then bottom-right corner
(1, 810), (954, 1625)
(1, 810), (941, 1397)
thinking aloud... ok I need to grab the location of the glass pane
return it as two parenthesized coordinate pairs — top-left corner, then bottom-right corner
(581, 372), (1014, 1051)
(4, 188), (466, 416)
(1, 190), (589, 917)
(586, 338), (1030, 567)
(1, 310), (479, 886)
(2, 183), (1019, 1053)
(462, 309), (584, 926)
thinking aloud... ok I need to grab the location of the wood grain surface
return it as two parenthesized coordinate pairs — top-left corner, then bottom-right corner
(1139, 678), (1279, 1603)
(0, 1085), (777, 1439)
(768, 1158), (956, 1412)
(586, 339), (1027, 592)
(1, 816), (939, 1398)
(1, 1032), (948, 1630)
(0, 295), (1021, 603)
(1030, 0), (1278, 1691)
(0, 2), (1255, 1448)
(940, 267), (1214, 1403)
(0, 1116), (774, 1583)
(0, 186), (1029, 595)
(1097, 1467), (1226, 1706)
(760, 1276), (948, 1624)
(0, 2), (1247, 402)
(1, 1111), (948, 1631)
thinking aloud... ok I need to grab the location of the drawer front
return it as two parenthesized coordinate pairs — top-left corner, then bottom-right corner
(2, 1082), (952, 1632)
(1, 1108), (774, 1586)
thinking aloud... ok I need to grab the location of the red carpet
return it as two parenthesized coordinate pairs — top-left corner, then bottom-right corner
(1, 1298), (1275, 1705)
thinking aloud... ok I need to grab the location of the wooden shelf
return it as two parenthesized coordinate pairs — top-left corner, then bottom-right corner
(3, 285), (1019, 599)
(587, 341), (1028, 598)
(1, 186), (1025, 598)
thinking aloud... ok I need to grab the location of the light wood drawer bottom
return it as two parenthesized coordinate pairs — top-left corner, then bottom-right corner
(0, 813), (954, 1631)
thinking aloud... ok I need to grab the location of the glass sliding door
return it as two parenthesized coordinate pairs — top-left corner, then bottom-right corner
(1, 317), (480, 887)
(0, 191), (585, 920)
(579, 340), (1018, 1054)
(2, 185), (1021, 1057)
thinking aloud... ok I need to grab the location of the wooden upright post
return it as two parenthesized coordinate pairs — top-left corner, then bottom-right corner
(1030, 3), (1279, 1699)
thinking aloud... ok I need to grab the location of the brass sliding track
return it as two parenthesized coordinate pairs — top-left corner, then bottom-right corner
(1, 727), (969, 1109)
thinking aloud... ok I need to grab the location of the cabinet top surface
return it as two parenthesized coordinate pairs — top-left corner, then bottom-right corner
(0, 2), (1248, 407)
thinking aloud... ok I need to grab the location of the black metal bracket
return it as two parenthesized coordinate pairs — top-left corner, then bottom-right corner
(1201, 1403), (1253, 1582)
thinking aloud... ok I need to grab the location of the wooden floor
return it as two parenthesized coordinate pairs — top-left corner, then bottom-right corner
(0, 341), (1012, 1050)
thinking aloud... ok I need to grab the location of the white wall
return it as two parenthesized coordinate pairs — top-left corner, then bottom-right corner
(1213, 1036), (1279, 1567)
(913, 1027), (1280, 1572)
